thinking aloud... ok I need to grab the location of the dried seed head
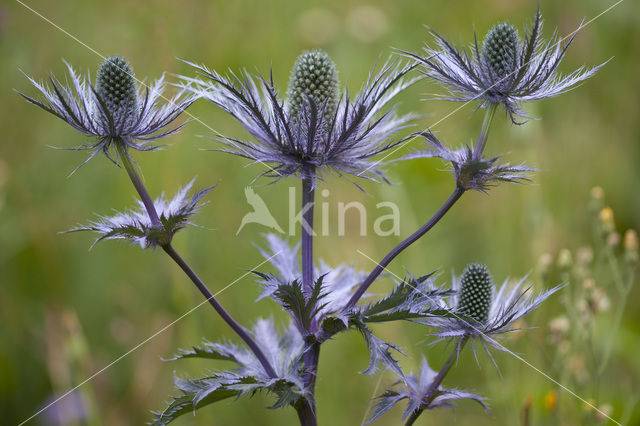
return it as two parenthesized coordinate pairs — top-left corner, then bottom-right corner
(457, 263), (493, 323)
(482, 22), (518, 80)
(286, 49), (339, 124)
(96, 56), (138, 114)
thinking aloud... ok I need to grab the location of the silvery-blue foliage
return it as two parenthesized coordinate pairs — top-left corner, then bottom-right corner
(68, 179), (212, 248)
(401, 131), (533, 191)
(253, 235), (452, 376)
(152, 319), (307, 425)
(367, 357), (488, 424)
(255, 234), (366, 317)
(179, 58), (419, 184)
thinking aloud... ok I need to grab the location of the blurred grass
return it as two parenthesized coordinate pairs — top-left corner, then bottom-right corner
(1, 0), (639, 424)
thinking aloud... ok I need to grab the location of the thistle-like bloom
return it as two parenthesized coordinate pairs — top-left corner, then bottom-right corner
(401, 131), (533, 191)
(19, 56), (193, 167)
(366, 357), (488, 424)
(180, 50), (418, 183)
(69, 179), (212, 248)
(423, 263), (562, 362)
(404, 9), (603, 122)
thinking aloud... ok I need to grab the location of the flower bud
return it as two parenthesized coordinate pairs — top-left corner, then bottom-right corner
(543, 390), (558, 412)
(457, 263), (493, 323)
(557, 249), (573, 271)
(624, 229), (639, 264)
(607, 232), (620, 248)
(599, 207), (615, 234)
(96, 56), (138, 115)
(482, 22), (518, 80)
(595, 404), (612, 421)
(286, 49), (339, 125)
(549, 316), (570, 335)
(537, 252), (554, 281)
(590, 186), (604, 203)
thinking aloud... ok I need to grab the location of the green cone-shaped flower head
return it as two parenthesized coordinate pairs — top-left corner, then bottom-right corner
(286, 49), (339, 124)
(96, 56), (138, 114)
(482, 22), (518, 80)
(457, 263), (494, 323)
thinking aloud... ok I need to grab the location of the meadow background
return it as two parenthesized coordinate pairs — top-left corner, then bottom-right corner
(1, 0), (639, 424)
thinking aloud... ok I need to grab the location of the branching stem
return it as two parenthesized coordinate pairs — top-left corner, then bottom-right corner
(344, 187), (464, 311)
(116, 140), (277, 379)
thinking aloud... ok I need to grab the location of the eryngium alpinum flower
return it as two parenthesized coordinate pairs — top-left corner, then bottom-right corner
(403, 9), (603, 122)
(180, 51), (418, 183)
(286, 50), (339, 125)
(400, 131), (533, 191)
(68, 179), (212, 249)
(366, 358), (488, 424)
(422, 263), (562, 361)
(19, 56), (193, 167)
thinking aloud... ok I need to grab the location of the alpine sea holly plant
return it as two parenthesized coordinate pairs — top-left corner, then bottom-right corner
(19, 6), (602, 426)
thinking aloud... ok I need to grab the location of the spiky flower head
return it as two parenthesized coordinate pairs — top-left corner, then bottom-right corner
(481, 23), (518, 81)
(406, 9), (604, 123)
(421, 267), (563, 361)
(457, 263), (493, 323)
(20, 58), (193, 170)
(95, 56), (138, 115)
(180, 56), (417, 183)
(286, 49), (339, 124)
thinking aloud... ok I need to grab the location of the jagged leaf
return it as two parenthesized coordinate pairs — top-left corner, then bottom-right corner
(351, 317), (403, 376)
(366, 357), (488, 424)
(361, 273), (452, 323)
(151, 374), (248, 425)
(366, 390), (405, 424)
(167, 340), (243, 362)
(273, 277), (328, 332)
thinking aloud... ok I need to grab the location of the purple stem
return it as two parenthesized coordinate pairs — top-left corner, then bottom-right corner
(472, 103), (497, 160)
(115, 142), (161, 228)
(344, 187), (465, 311)
(116, 141), (277, 378)
(301, 171), (315, 294)
(295, 400), (318, 426)
(162, 244), (277, 378)
(298, 170), (320, 426)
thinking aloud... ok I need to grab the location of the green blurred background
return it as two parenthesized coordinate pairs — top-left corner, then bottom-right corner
(1, 0), (639, 424)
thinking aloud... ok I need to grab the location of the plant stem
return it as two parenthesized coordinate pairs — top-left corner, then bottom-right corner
(115, 141), (277, 378)
(301, 170), (315, 294)
(162, 244), (277, 378)
(295, 398), (318, 426)
(404, 408), (423, 426)
(473, 103), (497, 160)
(299, 168), (319, 426)
(344, 187), (464, 311)
(404, 336), (468, 426)
(115, 141), (161, 228)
